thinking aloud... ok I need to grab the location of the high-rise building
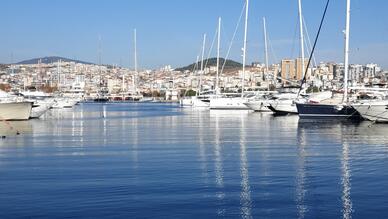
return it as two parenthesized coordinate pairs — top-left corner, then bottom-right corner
(281, 59), (295, 82)
(295, 58), (309, 80)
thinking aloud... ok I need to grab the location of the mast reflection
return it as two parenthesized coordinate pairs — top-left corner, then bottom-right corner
(213, 112), (225, 215)
(341, 136), (352, 219)
(296, 123), (308, 219)
(131, 112), (139, 169)
(239, 114), (252, 218)
(198, 110), (209, 184)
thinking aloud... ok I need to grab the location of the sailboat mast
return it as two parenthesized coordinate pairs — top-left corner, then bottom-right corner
(216, 17), (221, 93)
(98, 35), (102, 87)
(343, 0), (351, 102)
(263, 17), (269, 91)
(199, 33), (206, 96)
(134, 29), (138, 94)
(298, 0), (306, 79)
(241, 0), (249, 98)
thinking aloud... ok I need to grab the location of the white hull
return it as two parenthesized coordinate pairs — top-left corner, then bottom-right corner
(30, 100), (55, 118)
(180, 97), (210, 108)
(180, 98), (193, 107)
(244, 101), (271, 112)
(52, 98), (78, 109)
(353, 101), (388, 122)
(192, 98), (209, 107)
(0, 102), (32, 120)
(210, 97), (249, 110)
(269, 100), (298, 114)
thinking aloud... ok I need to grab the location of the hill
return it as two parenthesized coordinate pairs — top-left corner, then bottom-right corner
(176, 58), (242, 72)
(16, 56), (93, 65)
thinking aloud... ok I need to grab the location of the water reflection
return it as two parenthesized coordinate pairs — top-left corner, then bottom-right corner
(341, 136), (352, 219)
(213, 112), (225, 216)
(239, 114), (252, 219)
(296, 123), (308, 219)
(198, 110), (209, 184)
(103, 104), (107, 145)
(0, 121), (32, 137)
(131, 112), (139, 168)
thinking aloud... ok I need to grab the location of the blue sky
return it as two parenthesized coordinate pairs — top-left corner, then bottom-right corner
(1, 0), (387, 69)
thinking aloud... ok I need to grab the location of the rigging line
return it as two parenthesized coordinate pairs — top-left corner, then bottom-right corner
(298, 0), (330, 97)
(290, 13), (299, 59)
(303, 16), (318, 68)
(204, 26), (218, 71)
(267, 35), (279, 65)
(220, 0), (246, 76)
(193, 42), (204, 73)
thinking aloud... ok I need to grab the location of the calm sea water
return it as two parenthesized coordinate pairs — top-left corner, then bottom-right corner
(1, 102), (388, 218)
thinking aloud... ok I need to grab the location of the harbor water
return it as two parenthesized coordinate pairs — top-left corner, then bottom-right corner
(1, 103), (388, 218)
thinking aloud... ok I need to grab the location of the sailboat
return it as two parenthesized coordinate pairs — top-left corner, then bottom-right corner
(244, 17), (275, 112)
(296, 0), (361, 119)
(268, 0), (307, 115)
(94, 35), (109, 102)
(209, 0), (251, 110)
(192, 33), (211, 107)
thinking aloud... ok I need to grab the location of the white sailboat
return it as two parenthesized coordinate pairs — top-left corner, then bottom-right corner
(210, 0), (250, 110)
(181, 18), (223, 108)
(269, 0), (306, 115)
(244, 17), (273, 112)
(296, 0), (361, 119)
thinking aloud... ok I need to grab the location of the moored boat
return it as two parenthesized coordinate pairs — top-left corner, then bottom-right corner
(0, 102), (33, 121)
(352, 100), (388, 122)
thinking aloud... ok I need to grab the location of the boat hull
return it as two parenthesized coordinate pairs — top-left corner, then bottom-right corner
(296, 103), (361, 119)
(210, 97), (249, 110)
(269, 100), (298, 115)
(30, 101), (54, 118)
(244, 101), (271, 112)
(353, 101), (388, 122)
(0, 102), (33, 121)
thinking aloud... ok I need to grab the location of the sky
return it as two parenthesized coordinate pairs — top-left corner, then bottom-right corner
(1, 0), (387, 69)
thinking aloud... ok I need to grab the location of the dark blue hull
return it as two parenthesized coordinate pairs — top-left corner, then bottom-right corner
(296, 103), (361, 119)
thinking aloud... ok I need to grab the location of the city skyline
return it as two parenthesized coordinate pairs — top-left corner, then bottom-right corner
(1, 0), (387, 69)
